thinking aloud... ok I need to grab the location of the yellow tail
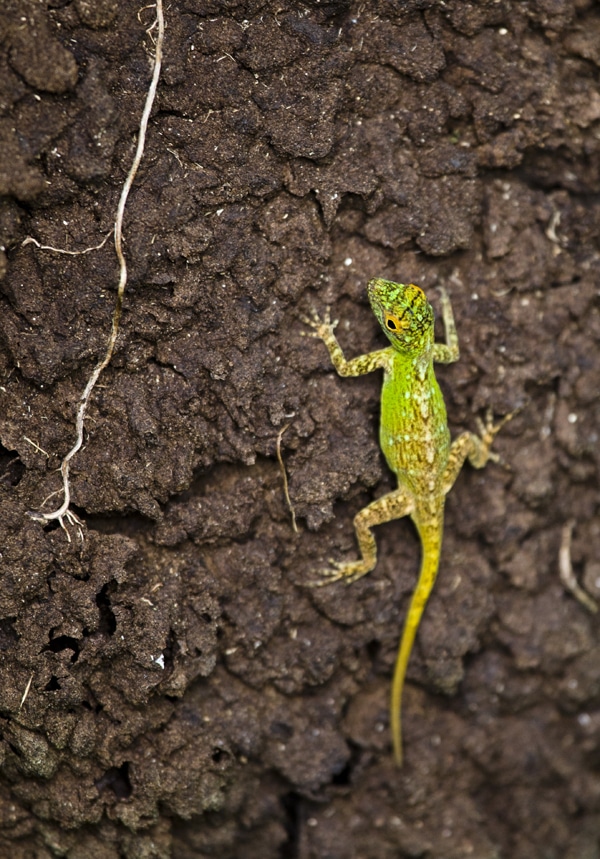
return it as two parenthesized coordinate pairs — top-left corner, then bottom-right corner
(391, 518), (443, 766)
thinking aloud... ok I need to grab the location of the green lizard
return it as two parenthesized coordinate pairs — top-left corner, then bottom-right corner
(304, 279), (512, 765)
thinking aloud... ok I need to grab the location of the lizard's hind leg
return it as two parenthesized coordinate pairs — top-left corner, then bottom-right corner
(441, 409), (515, 495)
(311, 488), (414, 586)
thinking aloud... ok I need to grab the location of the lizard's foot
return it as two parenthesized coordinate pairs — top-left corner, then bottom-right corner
(299, 306), (338, 341)
(474, 407), (518, 465)
(307, 557), (373, 587)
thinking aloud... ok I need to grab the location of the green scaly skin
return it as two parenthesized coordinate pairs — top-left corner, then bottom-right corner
(303, 278), (512, 765)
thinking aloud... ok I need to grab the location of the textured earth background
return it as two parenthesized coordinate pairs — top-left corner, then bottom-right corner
(0, 1), (599, 857)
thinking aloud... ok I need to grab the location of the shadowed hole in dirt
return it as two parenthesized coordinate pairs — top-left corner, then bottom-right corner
(41, 520), (62, 534)
(0, 445), (24, 486)
(81, 698), (103, 714)
(366, 639), (381, 662)
(44, 676), (61, 691)
(95, 582), (117, 635)
(95, 762), (132, 799)
(331, 757), (352, 786)
(211, 746), (230, 764)
(0, 618), (18, 650)
(86, 510), (155, 537)
(588, 749), (600, 772)
(42, 634), (80, 663)
(270, 721), (294, 740)
(280, 792), (301, 859)
(7, 742), (22, 759)
(161, 628), (178, 674)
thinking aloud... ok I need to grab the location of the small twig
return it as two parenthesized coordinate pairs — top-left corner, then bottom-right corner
(276, 423), (298, 534)
(559, 520), (598, 614)
(18, 673), (34, 711)
(23, 436), (50, 457)
(545, 210), (562, 245)
(22, 231), (113, 256)
(28, 0), (165, 536)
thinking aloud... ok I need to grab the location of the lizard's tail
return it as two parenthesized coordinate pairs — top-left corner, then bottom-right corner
(391, 517), (443, 766)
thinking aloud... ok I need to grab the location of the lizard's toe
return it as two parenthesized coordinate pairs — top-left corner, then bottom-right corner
(305, 568), (344, 587)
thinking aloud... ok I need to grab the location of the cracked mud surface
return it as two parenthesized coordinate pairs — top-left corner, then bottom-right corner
(1, 1), (600, 857)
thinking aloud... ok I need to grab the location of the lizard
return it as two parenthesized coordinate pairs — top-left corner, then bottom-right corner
(303, 278), (513, 766)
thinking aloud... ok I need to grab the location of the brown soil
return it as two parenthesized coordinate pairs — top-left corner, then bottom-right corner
(1, 1), (599, 857)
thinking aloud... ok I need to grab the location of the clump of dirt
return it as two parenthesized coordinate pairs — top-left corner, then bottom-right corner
(0, 1), (599, 857)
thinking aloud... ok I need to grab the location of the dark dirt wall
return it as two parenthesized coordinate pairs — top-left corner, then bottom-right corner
(0, 0), (599, 857)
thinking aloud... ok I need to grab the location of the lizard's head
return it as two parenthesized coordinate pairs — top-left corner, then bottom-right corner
(367, 278), (434, 354)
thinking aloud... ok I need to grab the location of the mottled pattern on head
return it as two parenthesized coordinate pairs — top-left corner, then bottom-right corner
(367, 278), (434, 354)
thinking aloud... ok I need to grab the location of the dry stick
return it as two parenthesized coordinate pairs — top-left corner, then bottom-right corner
(29, 0), (165, 534)
(276, 423), (298, 534)
(18, 672), (34, 712)
(558, 520), (598, 614)
(22, 231), (113, 256)
(23, 436), (50, 457)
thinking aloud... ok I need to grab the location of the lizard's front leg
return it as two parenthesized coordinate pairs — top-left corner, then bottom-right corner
(311, 487), (414, 586)
(301, 307), (390, 376)
(432, 287), (459, 364)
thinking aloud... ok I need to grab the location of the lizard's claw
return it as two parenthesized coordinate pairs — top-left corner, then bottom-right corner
(300, 306), (338, 340)
(475, 406), (520, 467)
(306, 559), (345, 588)
(306, 558), (370, 587)
(476, 406), (518, 443)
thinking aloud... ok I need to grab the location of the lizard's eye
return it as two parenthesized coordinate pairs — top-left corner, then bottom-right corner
(385, 315), (400, 331)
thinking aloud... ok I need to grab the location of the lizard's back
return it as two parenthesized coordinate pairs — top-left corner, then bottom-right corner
(379, 352), (451, 499)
